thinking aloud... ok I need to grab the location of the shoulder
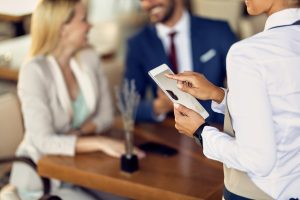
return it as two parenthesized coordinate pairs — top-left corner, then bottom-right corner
(228, 28), (296, 68)
(127, 25), (155, 46)
(227, 38), (256, 67)
(22, 55), (47, 69)
(20, 56), (50, 80)
(190, 15), (236, 44)
(225, 32), (272, 76)
(190, 15), (232, 32)
(227, 31), (272, 61)
(18, 56), (52, 91)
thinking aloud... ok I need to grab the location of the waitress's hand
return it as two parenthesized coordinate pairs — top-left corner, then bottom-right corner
(165, 72), (224, 103)
(173, 103), (205, 137)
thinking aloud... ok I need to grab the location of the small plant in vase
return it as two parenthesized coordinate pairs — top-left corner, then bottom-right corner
(115, 79), (140, 173)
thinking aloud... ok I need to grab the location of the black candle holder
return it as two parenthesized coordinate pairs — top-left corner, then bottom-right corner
(121, 154), (139, 173)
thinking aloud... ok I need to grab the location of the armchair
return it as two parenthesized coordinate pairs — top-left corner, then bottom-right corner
(0, 93), (61, 200)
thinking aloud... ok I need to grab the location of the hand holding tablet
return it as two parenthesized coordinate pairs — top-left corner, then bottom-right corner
(148, 64), (209, 119)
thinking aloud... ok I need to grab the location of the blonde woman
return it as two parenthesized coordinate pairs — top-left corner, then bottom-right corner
(167, 0), (300, 199)
(9, 0), (144, 199)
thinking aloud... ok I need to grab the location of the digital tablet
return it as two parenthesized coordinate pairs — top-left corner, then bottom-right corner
(148, 64), (209, 119)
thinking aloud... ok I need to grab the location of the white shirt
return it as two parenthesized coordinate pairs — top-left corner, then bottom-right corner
(203, 8), (300, 199)
(156, 11), (193, 73)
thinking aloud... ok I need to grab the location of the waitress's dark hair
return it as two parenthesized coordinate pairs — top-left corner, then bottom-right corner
(287, 0), (300, 6)
(293, 0), (300, 7)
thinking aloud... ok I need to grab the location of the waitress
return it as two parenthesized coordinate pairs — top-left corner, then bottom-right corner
(167, 0), (300, 199)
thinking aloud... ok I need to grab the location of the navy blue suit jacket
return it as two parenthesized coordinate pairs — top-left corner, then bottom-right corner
(125, 15), (237, 123)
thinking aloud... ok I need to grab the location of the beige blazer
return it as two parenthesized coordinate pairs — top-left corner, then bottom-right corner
(10, 48), (113, 192)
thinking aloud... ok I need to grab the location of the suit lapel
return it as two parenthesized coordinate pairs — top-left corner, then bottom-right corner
(70, 57), (96, 114)
(47, 55), (73, 118)
(147, 26), (170, 69)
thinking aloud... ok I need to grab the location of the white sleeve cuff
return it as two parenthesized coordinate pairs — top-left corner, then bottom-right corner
(211, 88), (227, 114)
(60, 135), (77, 156)
(153, 113), (166, 122)
(42, 135), (77, 157)
(201, 125), (235, 163)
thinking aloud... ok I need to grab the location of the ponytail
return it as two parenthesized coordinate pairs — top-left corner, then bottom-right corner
(291, 0), (300, 7)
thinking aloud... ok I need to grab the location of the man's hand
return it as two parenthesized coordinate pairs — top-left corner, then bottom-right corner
(153, 89), (173, 115)
(165, 71), (224, 103)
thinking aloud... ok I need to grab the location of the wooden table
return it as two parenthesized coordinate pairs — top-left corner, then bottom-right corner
(0, 66), (19, 81)
(38, 119), (224, 200)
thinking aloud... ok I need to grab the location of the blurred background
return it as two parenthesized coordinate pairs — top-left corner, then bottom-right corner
(0, 0), (267, 97)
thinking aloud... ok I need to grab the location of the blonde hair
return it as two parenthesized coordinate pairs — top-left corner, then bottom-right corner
(30, 0), (80, 57)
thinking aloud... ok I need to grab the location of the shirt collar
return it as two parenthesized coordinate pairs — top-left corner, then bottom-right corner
(156, 11), (190, 38)
(264, 8), (300, 31)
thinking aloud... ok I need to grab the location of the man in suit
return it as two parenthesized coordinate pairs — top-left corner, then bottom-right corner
(125, 0), (237, 123)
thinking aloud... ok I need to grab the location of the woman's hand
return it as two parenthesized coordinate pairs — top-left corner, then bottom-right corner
(165, 72), (224, 103)
(98, 137), (146, 159)
(76, 136), (146, 159)
(80, 120), (97, 134)
(173, 103), (205, 137)
(67, 120), (97, 136)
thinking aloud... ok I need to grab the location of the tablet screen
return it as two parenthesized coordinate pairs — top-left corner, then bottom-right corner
(149, 64), (209, 119)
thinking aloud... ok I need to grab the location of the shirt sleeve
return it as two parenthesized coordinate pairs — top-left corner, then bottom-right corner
(211, 87), (227, 114)
(202, 44), (276, 177)
(18, 62), (77, 157)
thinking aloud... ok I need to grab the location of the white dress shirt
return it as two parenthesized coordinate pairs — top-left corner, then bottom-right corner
(156, 11), (193, 73)
(203, 8), (300, 199)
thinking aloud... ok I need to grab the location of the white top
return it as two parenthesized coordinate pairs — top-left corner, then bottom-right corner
(10, 49), (113, 194)
(203, 8), (300, 199)
(156, 11), (193, 73)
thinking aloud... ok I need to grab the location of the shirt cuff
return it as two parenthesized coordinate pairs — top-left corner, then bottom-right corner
(201, 126), (221, 160)
(150, 101), (167, 122)
(201, 125), (235, 162)
(211, 87), (227, 114)
(151, 112), (166, 122)
(58, 135), (77, 156)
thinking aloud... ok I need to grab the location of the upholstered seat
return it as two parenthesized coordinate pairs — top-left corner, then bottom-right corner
(0, 93), (60, 200)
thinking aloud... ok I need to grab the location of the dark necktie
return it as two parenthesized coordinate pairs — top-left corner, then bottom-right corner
(168, 31), (178, 73)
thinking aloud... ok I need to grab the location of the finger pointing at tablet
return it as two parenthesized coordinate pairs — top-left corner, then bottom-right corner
(165, 72), (225, 103)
